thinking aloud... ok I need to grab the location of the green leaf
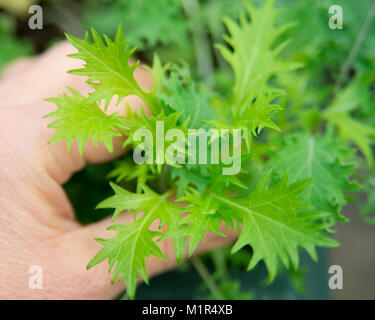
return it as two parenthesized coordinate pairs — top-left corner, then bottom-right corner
(87, 222), (164, 300)
(123, 108), (189, 172)
(106, 158), (156, 193)
(45, 87), (128, 155)
(212, 171), (338, 281)
(171, 166), (210, 198)
(146, 53), (166, 96)
(323, 79), (375, 166)
(158, 68), (217, 129)
(218, 0), (301, 118)
(124, 0), (188, 49)
(85, 0), (188, 50)
(326, 114), (375, 166)
(207, 88), (283, 151)
(178, 189), (226, 256)
(267, 132), (359, 222)
(88, 183), (186, 299)
(66, 25), (157, 113)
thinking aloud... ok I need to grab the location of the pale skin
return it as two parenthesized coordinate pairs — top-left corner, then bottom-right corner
(0, 42), (236, 299)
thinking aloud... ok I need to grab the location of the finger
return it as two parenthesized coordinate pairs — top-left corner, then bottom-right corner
(55, 213), (237, 299)
(0, 57), (35, 81)
(0, 42), (88, 108)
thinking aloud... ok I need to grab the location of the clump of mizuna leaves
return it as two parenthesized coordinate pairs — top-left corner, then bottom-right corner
(45, 0), (372, 299)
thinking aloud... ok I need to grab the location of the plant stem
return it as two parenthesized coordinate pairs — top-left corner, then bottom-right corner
(191, 256), (225, 300)
(181, 0), (215, 88)
(158, 165), (169, 193)
(335, 2), (375, 89)
(211, 249), (227, 279)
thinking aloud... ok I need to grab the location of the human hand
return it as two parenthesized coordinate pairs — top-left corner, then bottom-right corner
(0, 42), (236, 299)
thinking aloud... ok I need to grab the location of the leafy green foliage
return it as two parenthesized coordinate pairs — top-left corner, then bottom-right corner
(208, 88), (283, 151)
(45, 88), (128, 154)
(171, 166), (210, 198)
(323, 79), (375, 166)
(158, 68), (217, 129)
(106, 158), (155, 193)
(279, 0), (375, 73)
(267, 132), (358, 222)
(123, 108), (189, 172)
(217, 0), (300, 118)
(89, 183), (186, 299)
(88, 222), (164, 299)
(178, 189), (226, 256)
(211, 171), (338, 281)
(210, 0), (300, 151)
(66, 26), (156, 112)
(84, 0), (188, 50)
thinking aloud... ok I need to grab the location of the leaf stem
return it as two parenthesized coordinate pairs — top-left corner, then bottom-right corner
(190, 256), (225, 300)
(335, 2), (375, 89)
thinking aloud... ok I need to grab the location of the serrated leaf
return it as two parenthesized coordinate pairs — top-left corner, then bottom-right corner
(218, 0), (301, 118)
(45, 87), (128, 155)
(267, 132), (359, 222)
(207, 88), (283, 151)
(87, 222), (164, 300)
(178, 189), (226, 256)
(146, 53), (166, 96)
(89, 183), (186, 299)
(171, 166), (210, 198)
(85, 0), (189, 50)
(158, 70), (217, 129)
(323, 79), (375, 166)
(211, 171), (338, 281)
(123, 108), (189, 172)
(106, 158), (156, 193)
(66, 25), (157, 113)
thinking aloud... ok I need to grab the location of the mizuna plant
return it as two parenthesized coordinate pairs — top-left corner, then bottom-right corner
(45, 0), (369, 299)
